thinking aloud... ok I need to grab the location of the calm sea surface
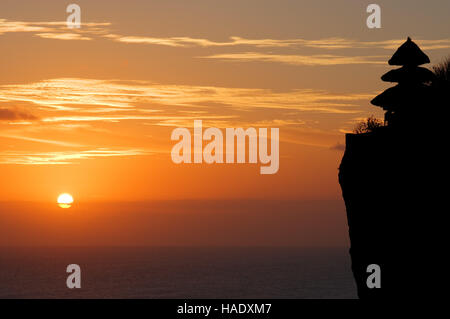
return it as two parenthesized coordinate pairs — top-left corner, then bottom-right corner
(0, 247), (356, 299)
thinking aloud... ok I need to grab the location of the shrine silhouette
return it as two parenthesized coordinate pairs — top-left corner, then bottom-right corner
(339, 38), (448, 299)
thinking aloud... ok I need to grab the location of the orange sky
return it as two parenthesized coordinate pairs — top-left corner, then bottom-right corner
(1, 0), (449, 245)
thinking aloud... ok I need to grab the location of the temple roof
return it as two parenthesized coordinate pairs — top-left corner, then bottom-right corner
(371, 84), (430, 110)
(371, 86), (403, 109)
(388, 37), (430, 66)
(381, 66), (436, 83)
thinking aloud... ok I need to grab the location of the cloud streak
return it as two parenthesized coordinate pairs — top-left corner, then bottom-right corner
(0, 148), (148, 165)
(36, 33), (92, 41)
(0, 19), (110, 40)
(41, 114), (236, 123)
(0, 134), (83, 147)
(111, 35), (450, 51)
(0, 78), (371, 119)
(200, 52), (385, 66)
(2, 19), (449, 51)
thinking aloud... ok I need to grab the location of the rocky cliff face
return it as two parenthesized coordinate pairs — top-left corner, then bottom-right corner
(338, 37), (447, 298)
(339, 127), (443, 298)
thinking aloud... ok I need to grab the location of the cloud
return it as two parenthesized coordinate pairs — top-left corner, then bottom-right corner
(0, 148), (148, 165)
(36, 33), (92, 41)
(0, 78), (373, 160)
(157, 118), (307, 128)
(0, 19), (50, 34)
(0, 78), (145, 111)
(2, 18), (449, 51)
(0, 78), (371, 118)
(110, 35), (450, 51)
(41, 114), (236, 123)
(330, 142), (346, 151)
(112, 36), (188, 47)
(200, 52), (385, 66)
(357, 38), (450, 51)
(0, 108), (38, 121)
(0, 19), (110, 40)
(0, 134), (82, 147)
(290, 38), (450, 51)
(111, 35), (298, 47)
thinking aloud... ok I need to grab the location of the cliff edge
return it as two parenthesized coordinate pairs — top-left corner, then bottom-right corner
(338, 37), (447, 298)
(339, 128), (441, 298)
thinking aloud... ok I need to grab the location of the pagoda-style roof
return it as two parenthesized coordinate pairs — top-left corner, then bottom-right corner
(371, 84), (430, 110)
(381, 66), (436, 83)
(388, 37), (430, 66)
(371, 86), (404, 109)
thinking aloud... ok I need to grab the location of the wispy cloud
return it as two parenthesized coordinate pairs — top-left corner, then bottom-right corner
(0, 78), (148, 111)
(293, 38), (450, 51)
(0, 148), (148, 165)
(0, 78), (371, 118)
(111, 35), (450, 51)
(110, 35), (299, 47)
(0, 108), (38, 121)
(41, 115), (236, 123)
(0, 134), (83, 147)
(0, 19), (110, 40)
(2, 19), (449, 51)
(153, 118), (307, 128)
(36, 33), (92, 41)
(200, 52), (385, 66)
(0, 19), (50, 34)
(0, 77), (375, 165)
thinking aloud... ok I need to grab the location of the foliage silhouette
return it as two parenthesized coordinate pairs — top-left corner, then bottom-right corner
(353, 116), (384, 134)
(432, 55), (450, 83)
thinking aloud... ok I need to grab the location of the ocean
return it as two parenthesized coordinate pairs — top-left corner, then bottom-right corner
(0, 247), (357, 299)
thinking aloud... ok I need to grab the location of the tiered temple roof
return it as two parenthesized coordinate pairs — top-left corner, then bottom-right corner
(388, 37), (430, 66)
(370, 37), (433, 125)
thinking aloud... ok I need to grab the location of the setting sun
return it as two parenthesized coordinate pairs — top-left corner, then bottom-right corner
(57, 193), (74, 209)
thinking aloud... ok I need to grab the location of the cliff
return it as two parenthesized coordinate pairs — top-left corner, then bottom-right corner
(339, 127), (443, 298)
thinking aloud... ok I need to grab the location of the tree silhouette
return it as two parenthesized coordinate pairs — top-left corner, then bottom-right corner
(353, 116), (383, 134)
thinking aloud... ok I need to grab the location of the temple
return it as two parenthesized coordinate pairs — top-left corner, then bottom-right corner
(338, 37), (446, 298)
(371, 37), (435, 126)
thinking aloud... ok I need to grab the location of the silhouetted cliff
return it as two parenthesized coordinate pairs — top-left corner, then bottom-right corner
(339, 38), (447, 298)
(339, 128), (440, 298)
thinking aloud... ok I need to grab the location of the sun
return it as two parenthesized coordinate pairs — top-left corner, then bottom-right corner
(57, 193), (74, 209)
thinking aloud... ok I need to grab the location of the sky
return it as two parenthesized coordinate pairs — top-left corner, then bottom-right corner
(0, 0), (449, 246)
